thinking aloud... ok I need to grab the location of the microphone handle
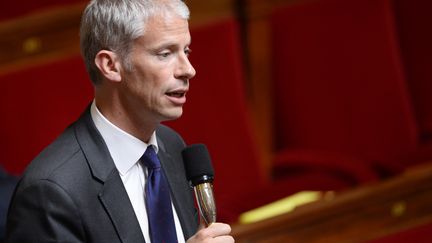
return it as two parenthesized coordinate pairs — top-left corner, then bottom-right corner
(194, 182), (216, 226)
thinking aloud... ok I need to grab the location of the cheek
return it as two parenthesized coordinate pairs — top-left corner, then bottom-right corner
(128, 60), (173, 95)
(148, 70), (172, 90)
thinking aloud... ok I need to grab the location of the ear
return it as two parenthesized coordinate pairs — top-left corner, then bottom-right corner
(94, 50), (122, 82)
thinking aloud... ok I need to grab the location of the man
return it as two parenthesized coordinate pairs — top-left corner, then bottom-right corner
(6, 0), (234, 242)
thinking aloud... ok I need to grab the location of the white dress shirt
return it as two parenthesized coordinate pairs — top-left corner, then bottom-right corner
(90, 101), (185, 243)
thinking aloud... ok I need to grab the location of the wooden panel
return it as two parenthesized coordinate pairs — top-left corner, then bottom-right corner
(231, 163), (432, 242)
(0, 3), (85, 76)
(243, 0), (304, 173)
(187, 0), (236, 27)
(244, 17), (274, 175)
(246, 0), (306, 19)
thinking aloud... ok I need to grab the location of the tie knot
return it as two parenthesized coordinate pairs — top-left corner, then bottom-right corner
(141, 146), (161, 169)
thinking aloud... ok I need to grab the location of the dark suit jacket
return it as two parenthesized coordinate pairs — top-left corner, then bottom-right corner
(0, 168), (18, 242)
(6, 107), (199, 242)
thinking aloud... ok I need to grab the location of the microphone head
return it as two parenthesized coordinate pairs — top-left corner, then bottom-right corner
(182, 144), (214, 186)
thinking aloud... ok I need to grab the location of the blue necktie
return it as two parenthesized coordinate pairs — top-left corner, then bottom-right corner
(141, 146), (178, 243)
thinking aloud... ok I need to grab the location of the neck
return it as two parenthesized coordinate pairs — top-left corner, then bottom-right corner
(94, 88), (157, 143)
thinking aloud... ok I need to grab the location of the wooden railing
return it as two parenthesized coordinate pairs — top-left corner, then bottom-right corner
(231, 163), (432, 242)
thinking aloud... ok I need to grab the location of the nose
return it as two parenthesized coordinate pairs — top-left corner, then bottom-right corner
(175, 53), (196, 81)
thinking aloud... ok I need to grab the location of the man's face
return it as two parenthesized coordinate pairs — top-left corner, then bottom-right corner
(120, 15), (195, 124)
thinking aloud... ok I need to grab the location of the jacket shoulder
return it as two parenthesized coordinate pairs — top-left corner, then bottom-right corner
(157, 124), (186, 148)
(24, 126), (80, 177)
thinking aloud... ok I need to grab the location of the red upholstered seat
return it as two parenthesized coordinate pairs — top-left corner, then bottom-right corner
(270, 0), (418, 178)
(394, 0), (432, 143)
(368, 223), (432, 243)
(391, 0), (432, 168)
(0, 56), (93, 174)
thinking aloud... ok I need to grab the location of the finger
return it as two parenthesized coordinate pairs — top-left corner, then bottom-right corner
(205, 223), (232, 237)
(213, 236), (235, 243)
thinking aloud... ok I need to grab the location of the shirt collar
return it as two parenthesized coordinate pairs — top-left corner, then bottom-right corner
(90, 101), (159, 175)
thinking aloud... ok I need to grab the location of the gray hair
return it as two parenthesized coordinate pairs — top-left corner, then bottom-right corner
(80, 0), (190, 84)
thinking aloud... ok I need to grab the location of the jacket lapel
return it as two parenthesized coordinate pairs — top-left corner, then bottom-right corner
(98, 170), (145, 243)
(157, 138), (198, 239)
(75, 106), (145, 243)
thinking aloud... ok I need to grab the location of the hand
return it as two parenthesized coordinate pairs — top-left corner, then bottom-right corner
(187, 222), (234, 242)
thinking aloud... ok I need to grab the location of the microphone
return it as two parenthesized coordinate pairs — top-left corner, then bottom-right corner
(182, 144), (216, 226)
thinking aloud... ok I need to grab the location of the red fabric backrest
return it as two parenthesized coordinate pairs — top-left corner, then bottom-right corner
(368, 223), (432, 243)
(165, 19), (265, 203)
(0, 56), (93, 174)
(271, 0), (418, 168)
(393, 0), (432, 142)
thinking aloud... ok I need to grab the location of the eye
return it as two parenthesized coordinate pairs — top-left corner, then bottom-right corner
(184, 48), (192, 57)
(158, 51), (171, 58)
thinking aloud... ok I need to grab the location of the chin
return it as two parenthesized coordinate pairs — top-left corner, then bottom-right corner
(159, 108), (183, 122)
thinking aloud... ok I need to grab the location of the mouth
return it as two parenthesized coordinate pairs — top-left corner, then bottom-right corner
(165, 90), (186, 98)
(165, 88), (188, 105)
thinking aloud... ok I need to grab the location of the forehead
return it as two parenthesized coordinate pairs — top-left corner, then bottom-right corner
(138, 15), (191, 46)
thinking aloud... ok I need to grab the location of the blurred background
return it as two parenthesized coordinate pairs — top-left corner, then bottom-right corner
(1, 0), (432, 242)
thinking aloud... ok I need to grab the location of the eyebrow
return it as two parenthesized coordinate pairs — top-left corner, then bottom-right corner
(152, 40), (192, 51)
